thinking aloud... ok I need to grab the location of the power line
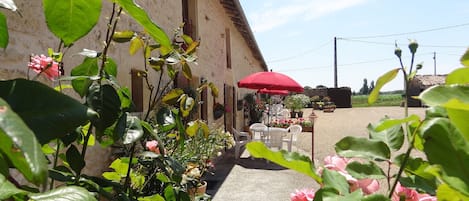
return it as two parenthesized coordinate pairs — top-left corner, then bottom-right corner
(277, 52), (436, 72)
(340, 38), (468, 48)
(342, 22), (469, 39)
(267, 39), (332, 63)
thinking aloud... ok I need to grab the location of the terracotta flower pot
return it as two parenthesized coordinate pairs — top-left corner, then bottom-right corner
(189, 181), (207, 198)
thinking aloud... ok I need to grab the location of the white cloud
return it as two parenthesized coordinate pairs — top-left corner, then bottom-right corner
(246, 0), (368, 33)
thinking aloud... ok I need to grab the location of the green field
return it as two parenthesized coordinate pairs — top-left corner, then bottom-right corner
(352, 94), (402, 107)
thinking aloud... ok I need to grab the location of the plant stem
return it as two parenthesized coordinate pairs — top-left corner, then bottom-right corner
(49, 139), (61, 190)
(388, 121), (423, 198)
(123, 143), (136, 194)
(77, 125), (93, 182)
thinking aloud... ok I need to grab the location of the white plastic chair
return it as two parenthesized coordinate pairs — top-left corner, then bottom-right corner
(232, 127), (252, 159)
(278, 109), (290, 121)
(249, 123), (267, 142)
(283, 124), (302, 152)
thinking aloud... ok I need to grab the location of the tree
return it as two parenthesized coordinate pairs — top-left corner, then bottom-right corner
(359, 78), (369, 95)
(369, 80), (375, 93)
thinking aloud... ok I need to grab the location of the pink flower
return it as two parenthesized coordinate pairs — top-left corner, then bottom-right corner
(324, 155), (350, 172)
(28, 54), (60, 80)
(418, 194), (437, 201)
(290, 188), (315, 201)
(323, 155), (380, 194)
(349, 178), (380, 195)
(392, 184), (418, 201)
(146, 140), (161, 154)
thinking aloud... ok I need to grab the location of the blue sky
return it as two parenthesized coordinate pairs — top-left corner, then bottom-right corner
(239, 0), (469, 92)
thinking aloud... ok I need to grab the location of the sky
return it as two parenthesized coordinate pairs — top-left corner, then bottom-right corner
(238, 0), (469, 92)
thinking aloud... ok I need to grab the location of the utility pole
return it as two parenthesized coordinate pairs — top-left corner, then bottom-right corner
(334, 37), (338, 88)
(433, 52), (436, 75)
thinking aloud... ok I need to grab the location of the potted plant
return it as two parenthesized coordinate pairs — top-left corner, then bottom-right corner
(284, 94), (310, 118)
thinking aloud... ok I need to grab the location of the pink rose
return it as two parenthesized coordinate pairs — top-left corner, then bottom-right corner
(290, 188), (315, 201)
(145, 140), (161, 154)
(323, 155), (380, 194)
(392, 182), (420, 201)
(28, 54), (60, 80)
(324, 155), (350, 172)
(418, 194), (437, 201)
(349, 178), (380, 195)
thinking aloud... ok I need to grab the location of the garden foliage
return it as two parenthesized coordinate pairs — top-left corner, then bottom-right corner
(0, 1), (227, 200)
(248, 40), (469, 200)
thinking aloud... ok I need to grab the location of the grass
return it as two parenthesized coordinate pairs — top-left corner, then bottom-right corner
(352, 94), (402, 107)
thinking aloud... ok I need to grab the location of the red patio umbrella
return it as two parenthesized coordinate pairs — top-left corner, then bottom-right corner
(237, 71), (304, 93)
(257, 88), (289, 96)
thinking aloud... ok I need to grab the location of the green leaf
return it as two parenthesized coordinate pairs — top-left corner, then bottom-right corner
(362, 194), (391, 201)
(179, 95), (195, 117)
(367, 117), (406, 151)
(29, 186), (97, 201)
(0, 12), (8, 48)
(48, 168), (74, 182)
(444, 99), (469, 142)
(102, 172), (121, 182)
(87, 84), (121, 135)
(0, 98), (49, 185)
(437, 183), (469, 201)
(115, 0), (172, 54)
(122, 116), (143, 144)
(104, 57), (118, 77)
(108, 158), (129, 176)
(246, 141), (322, 183)
(346, 161), (386, 180)
(421, 118), (469, 196)
(185, 120), (209, 137)
(43, 0), (102, 46)
(446, 67), (469, 85)
(0, 79), (97, 144)
(66, 145), (85, 175)
(117, 87), (132, 110)
(113, 113), (127, 142)
(322, 168), (349, 195)
(182, 62), (192, 80)
(162, 89), (184, 105)
(71, 57), (99, 97)
(399, 175), (437, 195)
(0, 174), (27, 200)
(208, 82), (219, 98)
(312, 187), (340, 201)
(335, 136), (391, 161)
(419, 85), (469, 107)
(368, 68), (399, 104)
(460, 49), (469, 67)
(138, 194), (165, 201)
(129, 37), (144, 55)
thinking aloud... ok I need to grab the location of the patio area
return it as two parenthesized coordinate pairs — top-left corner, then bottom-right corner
(204, 107), (427, 201)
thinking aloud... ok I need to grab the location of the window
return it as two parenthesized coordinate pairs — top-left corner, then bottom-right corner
(182, 0), (198, 39)
(131, 69), (144, 112)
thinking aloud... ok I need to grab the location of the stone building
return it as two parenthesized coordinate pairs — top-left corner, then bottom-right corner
(407, 74), (446, 107)
(1, 0), (266, 175)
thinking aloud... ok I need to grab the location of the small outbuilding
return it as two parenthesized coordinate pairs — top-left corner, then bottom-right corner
(407, 74), (446, 107)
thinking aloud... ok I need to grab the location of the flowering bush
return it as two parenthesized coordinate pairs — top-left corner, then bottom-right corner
(247, 41), (468, 201)
(0, 1), (226, 201)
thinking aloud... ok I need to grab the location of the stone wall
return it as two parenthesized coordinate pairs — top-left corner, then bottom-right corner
(2, 0), (265, 178)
